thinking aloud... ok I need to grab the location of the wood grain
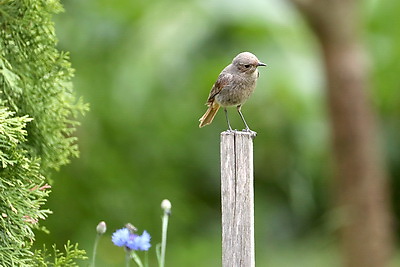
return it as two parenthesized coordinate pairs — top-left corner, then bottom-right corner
(220, 130), (255, 267)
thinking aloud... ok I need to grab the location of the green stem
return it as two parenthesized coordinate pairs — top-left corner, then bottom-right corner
(160, 212), (169, 267)
(125, 249), (131, 267)
(131, 250), (144, 267)
(91, 234), (100, 267)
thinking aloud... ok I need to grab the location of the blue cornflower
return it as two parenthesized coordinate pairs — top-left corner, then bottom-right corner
(112, 228), (151, 251)
(112, 228), (131, 247)
(127, 230), (151, 251)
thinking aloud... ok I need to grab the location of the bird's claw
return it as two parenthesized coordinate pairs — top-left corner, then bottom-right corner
(242, 128), (257, 137)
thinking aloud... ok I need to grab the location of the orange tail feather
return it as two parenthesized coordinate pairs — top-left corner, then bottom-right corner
(199, 103), (220, 128)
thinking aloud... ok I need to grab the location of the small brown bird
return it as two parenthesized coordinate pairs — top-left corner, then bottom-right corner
(199, 52), (266, 131)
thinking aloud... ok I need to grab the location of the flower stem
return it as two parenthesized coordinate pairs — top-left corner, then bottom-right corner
(160, 211), (169, 267)
(131, 251), (144, 267)
(125, 250), (131, 267)
(91, 234), (100, 267)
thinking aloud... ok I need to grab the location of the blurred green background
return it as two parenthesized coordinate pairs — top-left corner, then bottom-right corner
(35, 0), (400, 266)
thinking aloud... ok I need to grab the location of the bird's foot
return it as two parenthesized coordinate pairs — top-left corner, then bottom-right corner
(242, 128), (257, 138)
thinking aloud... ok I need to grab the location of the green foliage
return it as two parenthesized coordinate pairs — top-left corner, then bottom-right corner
(0, 0), (88, 173)
(0, 0), (87, 266)
(33, 241), (87, 267)
(0, 106), (48, 267)
(0, 106), (32, 167)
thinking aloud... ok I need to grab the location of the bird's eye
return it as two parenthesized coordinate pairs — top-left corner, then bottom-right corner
(244, 64), (251, 68)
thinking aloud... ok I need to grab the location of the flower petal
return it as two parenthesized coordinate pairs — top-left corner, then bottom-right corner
(112, 228), (130, 247)
(126, 230), (151, 251)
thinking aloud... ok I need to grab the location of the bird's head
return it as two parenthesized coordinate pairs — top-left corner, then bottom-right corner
(232, 52), (267, 74)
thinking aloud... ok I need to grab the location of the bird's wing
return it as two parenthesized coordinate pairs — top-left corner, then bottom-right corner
(206, 72), (232, 105)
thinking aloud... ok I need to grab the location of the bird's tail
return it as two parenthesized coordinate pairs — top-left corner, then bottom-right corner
(199, 102), (220, 128)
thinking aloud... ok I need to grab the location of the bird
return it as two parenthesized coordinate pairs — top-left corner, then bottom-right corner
(199, 52), (266, 132)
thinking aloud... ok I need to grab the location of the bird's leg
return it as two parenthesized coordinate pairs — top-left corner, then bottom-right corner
(237, 105), (256, 136)
(224, 108), (233, 131)
(237, 105), (250, 130)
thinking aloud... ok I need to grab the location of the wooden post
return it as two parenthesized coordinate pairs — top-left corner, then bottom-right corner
(220, 130), (255, 267)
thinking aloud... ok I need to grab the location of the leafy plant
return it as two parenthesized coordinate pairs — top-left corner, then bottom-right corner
(0, 0), (88, 265)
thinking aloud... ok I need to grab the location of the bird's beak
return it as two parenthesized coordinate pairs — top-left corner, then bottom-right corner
(257, 62), (267, 67)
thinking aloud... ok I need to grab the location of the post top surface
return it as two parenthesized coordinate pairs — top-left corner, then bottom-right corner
(220, 130), (257, 138)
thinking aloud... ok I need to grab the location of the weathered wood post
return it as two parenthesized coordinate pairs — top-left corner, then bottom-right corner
(220, 130), (255, 267)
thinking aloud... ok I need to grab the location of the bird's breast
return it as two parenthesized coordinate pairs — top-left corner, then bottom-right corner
(215, 76), (257, 107)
